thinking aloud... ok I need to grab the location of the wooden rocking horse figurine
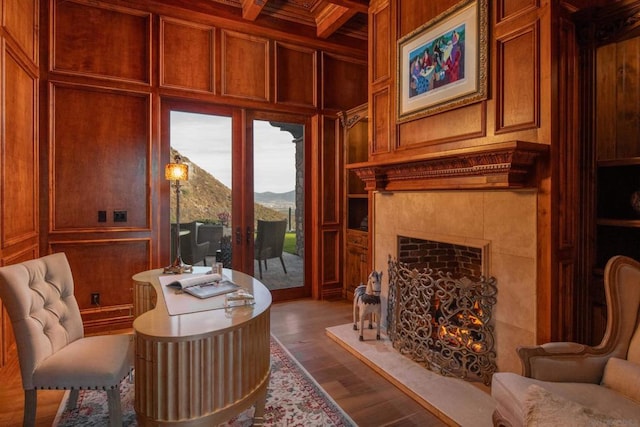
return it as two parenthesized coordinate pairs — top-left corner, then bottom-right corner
(353, 271), (383, 341)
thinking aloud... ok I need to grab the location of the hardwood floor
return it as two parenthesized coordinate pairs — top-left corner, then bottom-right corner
(0, 353), (64, 426)
(271, 299), (447, 427)
(0, 298), (445, 426)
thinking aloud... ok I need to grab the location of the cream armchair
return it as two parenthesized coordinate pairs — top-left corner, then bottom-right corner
(492, 255), (640, 426)
(0, 253), (133, 427)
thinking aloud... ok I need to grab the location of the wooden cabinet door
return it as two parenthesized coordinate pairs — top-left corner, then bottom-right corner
(345, 229), (369, 299)
(345, 244), (365, 297)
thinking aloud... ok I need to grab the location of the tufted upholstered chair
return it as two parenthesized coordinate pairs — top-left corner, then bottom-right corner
(491, 255), (640, 426)
(0, 252), (133, 427)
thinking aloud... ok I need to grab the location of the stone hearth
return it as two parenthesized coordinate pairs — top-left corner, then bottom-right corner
(326, 323), (495, 426)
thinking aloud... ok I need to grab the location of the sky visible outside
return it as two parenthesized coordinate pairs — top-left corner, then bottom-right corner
(170, 111), (296, 193)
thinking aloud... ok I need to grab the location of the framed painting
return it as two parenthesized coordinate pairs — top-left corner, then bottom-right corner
(397, 0), (488, 122)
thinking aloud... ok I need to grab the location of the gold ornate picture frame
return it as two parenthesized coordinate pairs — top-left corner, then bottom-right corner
(397, 0), (488, 122)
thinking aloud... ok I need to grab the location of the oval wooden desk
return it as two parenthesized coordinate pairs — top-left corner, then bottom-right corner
(132, 267), (272, 426)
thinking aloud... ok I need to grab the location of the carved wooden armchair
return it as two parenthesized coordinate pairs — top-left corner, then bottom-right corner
(491, 255), (640, 426)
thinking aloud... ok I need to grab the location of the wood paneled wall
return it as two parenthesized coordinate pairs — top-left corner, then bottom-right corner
(372, 0), (553, 158)
(44, 0), (365, 324)
(0, 0), (366, 365)
(369, 0), (580, 342)
(0, 0), (40, 368)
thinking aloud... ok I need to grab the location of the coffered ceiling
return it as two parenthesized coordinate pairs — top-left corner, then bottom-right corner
(206, 0), (369, 40)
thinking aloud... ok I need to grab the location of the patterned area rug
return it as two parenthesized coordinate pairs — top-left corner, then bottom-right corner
(53, 335), (356, 426)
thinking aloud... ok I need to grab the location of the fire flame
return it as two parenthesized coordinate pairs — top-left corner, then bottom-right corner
(438, 324), (485, 353)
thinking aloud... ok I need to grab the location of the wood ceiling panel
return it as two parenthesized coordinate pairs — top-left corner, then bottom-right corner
(206, 0), (368, 39)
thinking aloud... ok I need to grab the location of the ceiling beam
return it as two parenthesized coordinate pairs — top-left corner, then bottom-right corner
(241, 0), (268, 21)
(315, 3), (358, 38)
(324, 0), (369, 14)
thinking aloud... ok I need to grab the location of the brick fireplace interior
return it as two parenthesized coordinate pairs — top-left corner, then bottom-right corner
(373, 189), (538, 374)
(397, 236), (484, 277)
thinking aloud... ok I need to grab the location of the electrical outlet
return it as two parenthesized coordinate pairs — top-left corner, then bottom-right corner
(91, 293), (100, 305)
(98, 210), (107, 222)
(113, 210), (127, 222)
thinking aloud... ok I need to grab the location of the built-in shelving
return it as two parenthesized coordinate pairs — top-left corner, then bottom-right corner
(339, 103), (369, 299)
(595, 161), (640, 269)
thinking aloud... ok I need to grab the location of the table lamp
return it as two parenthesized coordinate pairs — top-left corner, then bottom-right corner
(164, 154), (193, 274)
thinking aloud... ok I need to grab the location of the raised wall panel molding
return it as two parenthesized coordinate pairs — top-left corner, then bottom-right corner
(2, 47), (38, 249)
(396, 102), (486, 150)
(495, 22), (540, 134)
(350, 141), (548, 191)
(1, 245), (39, 267)
(221, 30), (269, 101)
(321, 52), (367, 110)
(371, 3), (390, 84)
(3, 0), (38, 65)
(371, 88), (390, 155)
(80, 304), (134, 334)
(50, 84), (151, 232)
(496, 0), (539, 24)
(49, 239), (150, 333)
(321, 229), (341, 284)
(52, 1), (152, 84)
(160, 18), (215, 93)
(321, 115), (339, 224)
(275, 42), (317, 108)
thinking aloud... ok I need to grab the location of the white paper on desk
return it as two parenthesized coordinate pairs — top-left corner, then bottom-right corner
(159, 274), (232, 315)
(166, 273), (221, 289)
(165, 273), (239, 299)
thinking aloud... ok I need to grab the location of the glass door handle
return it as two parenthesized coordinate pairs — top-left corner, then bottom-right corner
(236, 227), (242, 245)
(246, 227), (252, 244)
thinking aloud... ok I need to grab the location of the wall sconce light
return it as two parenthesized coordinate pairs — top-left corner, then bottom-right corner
(164, 154), (192, 274)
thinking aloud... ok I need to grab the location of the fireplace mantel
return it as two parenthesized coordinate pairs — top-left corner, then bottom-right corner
(349, 141), (548, 191)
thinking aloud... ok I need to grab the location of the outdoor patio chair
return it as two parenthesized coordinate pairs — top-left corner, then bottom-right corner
(254, 219), (288, 279)
(172, 222), (209, 266)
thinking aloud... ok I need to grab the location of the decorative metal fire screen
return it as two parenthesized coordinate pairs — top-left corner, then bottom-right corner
(387, 256), (498, 385)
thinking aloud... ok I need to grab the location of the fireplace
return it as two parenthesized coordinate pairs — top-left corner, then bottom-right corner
(387, 235), (498, 385)
(373, 190), (538, 375)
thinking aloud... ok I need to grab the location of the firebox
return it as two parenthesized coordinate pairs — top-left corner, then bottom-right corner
(387, 237), (498, 385)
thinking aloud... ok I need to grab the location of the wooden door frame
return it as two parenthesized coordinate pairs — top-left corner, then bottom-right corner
(160, 99), (312, 301)
(245, 109), (312, 301)
(159, 99), (235, 269)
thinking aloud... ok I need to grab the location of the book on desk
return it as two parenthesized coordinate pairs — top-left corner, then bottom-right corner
(166, 273), (240, 299)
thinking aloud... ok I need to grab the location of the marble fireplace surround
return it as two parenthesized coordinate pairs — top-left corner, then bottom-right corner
(347, 141), (546, 374)
(327, 142), (546, 423)
(374, 190), (537, 374)
(327, 189), (537, 425)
